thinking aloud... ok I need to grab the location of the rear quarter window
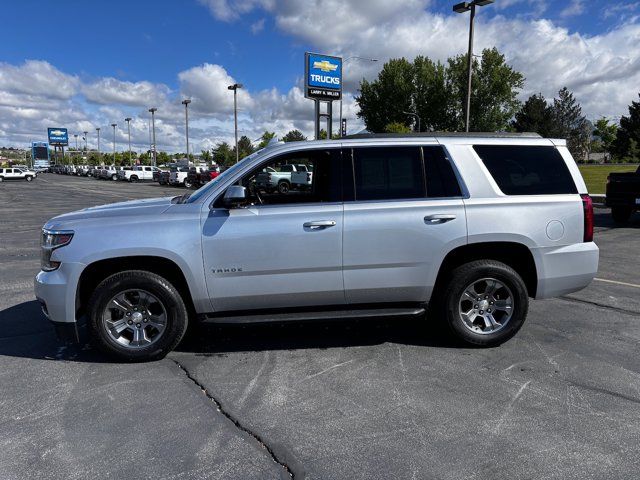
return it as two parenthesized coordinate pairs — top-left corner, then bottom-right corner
(473, 145), (577, 195)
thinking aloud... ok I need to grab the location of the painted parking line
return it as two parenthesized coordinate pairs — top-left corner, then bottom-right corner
(594, 277), (640, 289)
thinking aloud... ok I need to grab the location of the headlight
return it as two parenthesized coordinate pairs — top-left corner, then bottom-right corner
(41, 229), (74, 271)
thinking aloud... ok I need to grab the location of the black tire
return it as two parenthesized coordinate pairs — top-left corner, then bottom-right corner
(25, 175), (33, 182)
(111, 174), (118, 181)
(129, 175), (139, 183)
(0, 176), (3, 182)
(437, 260), (529, 347)
(87, 270), (189, 361)
(278, 180), (290, 194)
(184, 179), (193, 188)
(611, 207), (632, 224)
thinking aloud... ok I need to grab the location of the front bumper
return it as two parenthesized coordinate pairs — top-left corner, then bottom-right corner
(34, 261), (86, 339)
(533, 242), (599, 299)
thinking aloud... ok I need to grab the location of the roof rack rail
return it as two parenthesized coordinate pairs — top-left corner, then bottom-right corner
(342, 132), (542, 139)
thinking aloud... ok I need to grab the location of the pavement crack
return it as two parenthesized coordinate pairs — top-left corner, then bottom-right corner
(559, 296), (640, 317)
(170, 358), (294, 479)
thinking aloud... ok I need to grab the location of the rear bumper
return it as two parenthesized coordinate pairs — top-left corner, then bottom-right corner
(533, 242), (599, 299)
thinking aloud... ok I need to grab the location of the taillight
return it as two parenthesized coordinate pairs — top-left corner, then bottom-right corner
(581, 194), (594, 242)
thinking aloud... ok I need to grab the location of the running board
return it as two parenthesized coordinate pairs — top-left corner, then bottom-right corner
(202, 307), (426, 325)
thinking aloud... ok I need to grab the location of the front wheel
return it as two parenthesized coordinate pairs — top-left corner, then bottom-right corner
(437, 260), (529, 347)
(612, 207), (632, 224)
(184, 179), (193, 188)
(88, 270), (189, 361)
(278, 181), (290, 194)
(111, 174), (118, 181)
(25, 176), (33, 182)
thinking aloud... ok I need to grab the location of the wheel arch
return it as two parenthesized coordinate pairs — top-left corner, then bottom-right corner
(76, 256), (196, 320)
(434, 241), (538, 298)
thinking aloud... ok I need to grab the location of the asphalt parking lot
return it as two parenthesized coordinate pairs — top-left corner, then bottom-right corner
(1, 173), (639, 480)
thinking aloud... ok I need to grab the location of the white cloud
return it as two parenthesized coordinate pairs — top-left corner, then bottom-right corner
(560, 0), (585, 18)
(82, 78), (170, 107)
(251, 18), (265, 34)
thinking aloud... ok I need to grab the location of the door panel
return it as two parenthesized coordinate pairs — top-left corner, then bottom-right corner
(202, 204), (344, 311)
(343, 199), (467, 304)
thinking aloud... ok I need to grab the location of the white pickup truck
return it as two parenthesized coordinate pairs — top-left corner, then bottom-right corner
(256, 163), (312, 194)
(118, 166), (160, 182)
(0, 167), (37, 182)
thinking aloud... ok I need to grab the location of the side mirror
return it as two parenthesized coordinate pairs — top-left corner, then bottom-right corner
(222, 185), (247, 208)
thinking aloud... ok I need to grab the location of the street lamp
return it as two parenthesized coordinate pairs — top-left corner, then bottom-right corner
(111, 123), (117, 163)
(453, 0), (493, 132)
(182, 99), (191, 160)
(402, 111), (421, 132)
(340, 56), (378, 137)
(96, 127), (101, 159)
(74, 134), (78, 151)
(148, 108), (157, 166)
(227, 83), (243, 163)
(83, 131), (88, 153)
(124, 117), (132, 165)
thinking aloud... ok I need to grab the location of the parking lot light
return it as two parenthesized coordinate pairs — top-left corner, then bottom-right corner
(182, 99), (192, 160)
(453, 0), (494, 132)
(125, 118), (132, 166)
(111, 123), (117, 163)
(149, 108), (157, 167)
(227, 84), (243, 163)
(96, 127), (101, 158)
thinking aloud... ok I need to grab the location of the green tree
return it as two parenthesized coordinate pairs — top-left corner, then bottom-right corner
(384, 122), (412, 133)
(549, 87), (589, 160)
(592, 117), (617, 161)
(213, 142), (234, 166)
(257, 131), (276, 149)
(233, 135), (255, 161)
(200, 149), (211, 162)
(612, 94), (640, 161)
(511, 93), (555, 136)
(282, 129), (307, 142)
(156, 151), (171, 164)
(356, 48), (524, 133)
(356, 58), (414, 133)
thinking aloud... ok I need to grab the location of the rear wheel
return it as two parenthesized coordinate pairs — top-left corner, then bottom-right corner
(111, 174), (118, 181)
(184, 179), (193, 188)
(278, 181), (290, 194)
(0, 176), (3, 182)
(612, 207), (632, 224)
(25, 175), (33, 182)
(129, 175), (139, 183)
(88, 270), (189, 361)
(437, 260), (529, 347)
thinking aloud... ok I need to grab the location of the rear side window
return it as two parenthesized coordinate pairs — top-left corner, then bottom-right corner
(423, 146), (462, 198)
(353, 147), (424, 201)
(473, 145), (577, 195)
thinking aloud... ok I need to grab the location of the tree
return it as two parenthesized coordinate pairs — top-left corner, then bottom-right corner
(356, 48), (524, 133)
(384, 122), (411, 133)
(234, 135), (254, 161)
(156, 151), (171, 164)
(200, 149), (211, 162)
(257, 131), (276, 149)
(318, 129), (341, 140)
(511, 93), (555, 136)
(550, 87), (589, 160)
(213, 142), (234, 166)
(612, 94), (640, 161)
(592, 117), (617, 161)
(282, 130), (307, 142)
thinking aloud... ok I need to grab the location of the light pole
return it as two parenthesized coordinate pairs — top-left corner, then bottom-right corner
(83, 131), (88, 154)
(339, 56), (378, 137)
(96, 127), (101, 161)
(453, 0), (493, 132)
(111, 123), (117, 163)
(227, 83), (243, 163)
(182, 99), (191, 160)
(403, 111), (421, 132)
(124, 117), (132, 165)
(74, 134), (78, 151)
(149, 107), (157, 166)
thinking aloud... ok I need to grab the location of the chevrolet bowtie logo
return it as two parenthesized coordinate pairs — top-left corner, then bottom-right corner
(50, 130), (65, 136)
(313, 60), (338, 73)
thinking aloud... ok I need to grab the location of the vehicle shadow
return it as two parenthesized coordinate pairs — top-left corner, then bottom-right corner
(0, 301), (464, 362)
(594, 208), (640, 229)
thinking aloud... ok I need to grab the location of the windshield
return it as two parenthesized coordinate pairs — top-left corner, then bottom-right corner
(186, 149), (267, 204)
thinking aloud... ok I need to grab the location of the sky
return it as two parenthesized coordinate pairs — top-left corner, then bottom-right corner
(0, 0), (639, 153)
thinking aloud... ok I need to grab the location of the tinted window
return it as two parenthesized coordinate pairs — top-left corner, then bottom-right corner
(423, 146), (462, 198)
(473, 145), (577, 195)
(353, 147), (425, 201)
(236, 149), (340, 206)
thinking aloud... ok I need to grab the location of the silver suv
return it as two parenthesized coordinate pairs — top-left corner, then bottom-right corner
(34, 134), (599, 361)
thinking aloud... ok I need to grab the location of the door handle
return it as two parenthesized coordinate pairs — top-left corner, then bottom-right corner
(303, 220), (337, 230)
(424, 214), (456, 224)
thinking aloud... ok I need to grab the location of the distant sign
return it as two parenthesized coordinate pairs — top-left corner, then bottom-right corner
(47, 127), (68, 146)
(305, 52), (342, 101)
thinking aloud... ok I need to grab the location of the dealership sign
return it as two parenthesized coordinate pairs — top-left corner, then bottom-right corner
(305, 52), (342, 101)
(47, 127), (69, 146)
